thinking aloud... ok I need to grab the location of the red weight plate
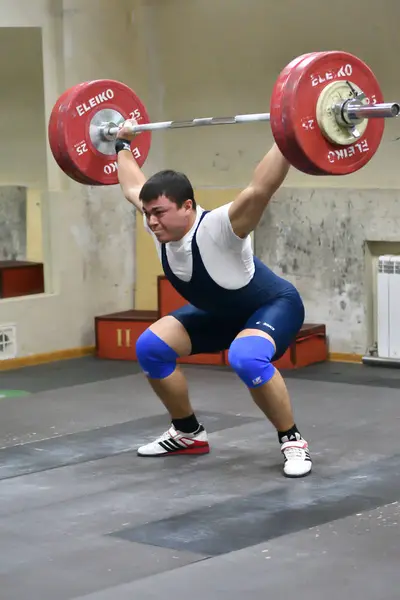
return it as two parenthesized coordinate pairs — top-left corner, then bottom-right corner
(55, 84), (103, 186)
(58, 80), (152, 185)
(270, 52), (325, 175)
(50, 84), (103, 185)
(281, 51), (384, 175)
(48, 87), (87, 183)
(48, 86), (99, 185)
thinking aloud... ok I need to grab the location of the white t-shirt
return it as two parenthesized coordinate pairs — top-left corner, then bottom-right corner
(143, 203), (255, 289)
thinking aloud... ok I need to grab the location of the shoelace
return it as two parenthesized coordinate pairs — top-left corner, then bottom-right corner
(283, 446), (305, 459)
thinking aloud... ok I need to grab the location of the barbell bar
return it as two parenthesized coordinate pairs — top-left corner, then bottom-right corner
(104, 101), (399, 139)
(48, 50), (400, 185)
(104, 112), (272, 136)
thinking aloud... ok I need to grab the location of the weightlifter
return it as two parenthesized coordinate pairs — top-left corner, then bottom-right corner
(115, 120), (312, 478)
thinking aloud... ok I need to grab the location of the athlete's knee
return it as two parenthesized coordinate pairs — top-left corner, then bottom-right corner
(228, 335), (276, 388)
(136, 328), (179, 379)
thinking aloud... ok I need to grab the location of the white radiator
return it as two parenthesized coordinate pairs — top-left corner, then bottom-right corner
(377, 255), (400, 359)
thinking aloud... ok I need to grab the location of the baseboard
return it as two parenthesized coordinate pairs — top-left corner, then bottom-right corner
(0, 346), (362, 371)
(0, 346), (95, 371)
(328, 352), (363, 364)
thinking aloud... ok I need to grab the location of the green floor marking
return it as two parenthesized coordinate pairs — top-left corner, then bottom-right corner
(0, 390), (31, 398)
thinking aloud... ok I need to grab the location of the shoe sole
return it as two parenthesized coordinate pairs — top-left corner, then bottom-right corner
(137, 445), (210, 457)
(283, 467), (312, 478)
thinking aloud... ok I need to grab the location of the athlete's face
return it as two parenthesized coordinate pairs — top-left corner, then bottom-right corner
(142, 195), (195, 242)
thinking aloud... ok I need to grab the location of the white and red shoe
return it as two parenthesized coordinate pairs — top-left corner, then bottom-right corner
(137, 424), (210, 457)
(281, 436), (312, 478)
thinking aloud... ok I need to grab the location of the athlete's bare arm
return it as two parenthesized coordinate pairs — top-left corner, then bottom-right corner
(116, 120), (146, 213)
(228, 144), (290, 238)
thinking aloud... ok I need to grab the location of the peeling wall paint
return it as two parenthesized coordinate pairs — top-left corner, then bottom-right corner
(256, 188), (400, 354)
(0, 187), (26, 261)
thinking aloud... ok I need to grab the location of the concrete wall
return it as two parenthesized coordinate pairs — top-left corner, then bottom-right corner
(0, 187), (26, 261)
(0, 28), (47, 187)
(0, 0), (145, 358)
(0, 27), (45, 265)
(1, 0), (399, 359)
(148, 0), (400, 189)
(135, 0), (400, 356)
(256, 188), (400, 354)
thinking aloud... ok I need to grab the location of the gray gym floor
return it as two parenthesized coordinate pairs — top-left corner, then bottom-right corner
(0, 357), (399, 599)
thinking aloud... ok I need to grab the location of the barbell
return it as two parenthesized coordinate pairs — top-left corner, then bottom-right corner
(48, 50), (400, 186)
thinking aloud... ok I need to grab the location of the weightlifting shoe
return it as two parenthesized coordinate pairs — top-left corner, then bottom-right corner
(137, 424), (210, 457)
(281, 435), (312, 477)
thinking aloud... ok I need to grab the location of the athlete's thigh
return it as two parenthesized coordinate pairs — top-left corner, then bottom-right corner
(169, 304), (242, 355)
(244, 293), (305, 360)
(149, 315), (192, 357)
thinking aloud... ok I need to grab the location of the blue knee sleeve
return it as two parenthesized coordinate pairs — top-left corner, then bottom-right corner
(228, 336), (276, 388)
(136, 329), (179, 379)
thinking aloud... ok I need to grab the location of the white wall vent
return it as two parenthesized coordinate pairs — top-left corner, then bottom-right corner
(0, 324), (17, 360)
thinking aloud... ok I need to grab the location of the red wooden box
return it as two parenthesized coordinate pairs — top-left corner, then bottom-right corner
(95, 278), (328, 369)
(0, 260), (44, 298)
(95, 310), (158, 360)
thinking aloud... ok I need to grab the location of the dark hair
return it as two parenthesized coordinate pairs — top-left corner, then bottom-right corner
(139, 170), (196, 209)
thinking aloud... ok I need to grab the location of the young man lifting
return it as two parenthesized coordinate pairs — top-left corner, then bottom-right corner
(115, 121), (311, 478)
